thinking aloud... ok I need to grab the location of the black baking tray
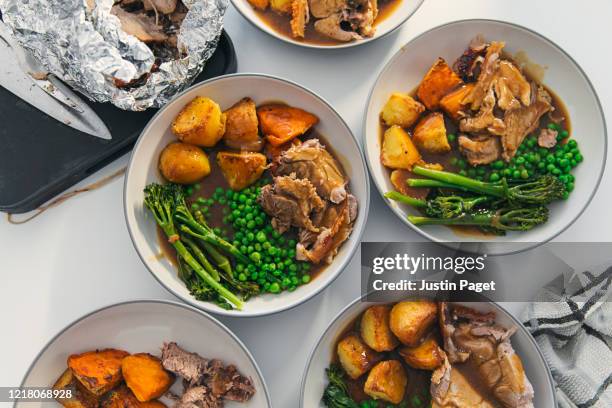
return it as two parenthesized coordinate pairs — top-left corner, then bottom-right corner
(0, 31), (237, 214)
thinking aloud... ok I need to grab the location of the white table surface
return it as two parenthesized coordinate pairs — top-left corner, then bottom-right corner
(1, 0), (611, 406)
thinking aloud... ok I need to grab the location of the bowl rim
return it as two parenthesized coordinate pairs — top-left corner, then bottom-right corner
(15, 299), (273, 408)
(229, 0), (425, 50)
(123, 72), (371, 317)
(299, 294), (558, 407)
(363, 18), (608, 253)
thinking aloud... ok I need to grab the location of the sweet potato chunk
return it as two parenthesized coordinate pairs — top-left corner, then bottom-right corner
(337, 334), (381, 380)
(399, 337), (444, 370)
(172, 97), (226, 147)
(417, 58), (463, 110)
(247, 0), (269, 10)
(100, 384), (166, 408)
(53, 369), (98, 408)
(217, 151), (267, 190)
(389, 301), (437, 346)
(381, 126), (422, 170)
(439, 83), (475, 120)
(223, 97), (263, 151)
(360, 305), (399, 352)
(68, 349), (129, 396)
(364, 361), (407, 404)
(122, 353), (174, 402)
(257, 104), (319, 146)
(380, 93), (425, 128)
(412, 113), (451, 154)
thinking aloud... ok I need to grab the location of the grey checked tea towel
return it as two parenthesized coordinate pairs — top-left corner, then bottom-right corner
(522, 265), (612, 407)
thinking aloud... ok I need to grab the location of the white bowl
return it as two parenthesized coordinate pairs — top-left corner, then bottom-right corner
(364, 19), (607, 253)
(231, 0), (425, 49)
(17, 300), (272, 407)
(124, 73), (369, 317)
(300, 297), (557, 407)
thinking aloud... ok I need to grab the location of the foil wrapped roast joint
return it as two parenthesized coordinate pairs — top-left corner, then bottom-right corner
(0, 0), (228, 110)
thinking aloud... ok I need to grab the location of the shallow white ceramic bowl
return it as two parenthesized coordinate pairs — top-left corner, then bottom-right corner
(365, 19), (607, 254)
(17, 300), (271, 407)
(124, 73), (369, 317)
(231, 0), (424, 49)
(301, 297), (556, 407)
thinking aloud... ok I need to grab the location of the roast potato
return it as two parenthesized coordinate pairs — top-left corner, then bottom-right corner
(159, 142), (211, 184)
(380, 92), (425, 128)
(217, 151), (267, 190)
(389, 301), (437, 346)
(67, 349), (129, 396)
(417, 58), (463, 110)
(390, 170), (411, 195)
(172, 97), (226, 147)
(100, 385), (167, 408)
(122, 353), (174, 402)
(257, 104), (319, 146)
(223, 97), (263, 151)
(363, 360), (407, 404)
(53, 369), (98, 408)
(412, 113), (451, 154)
(337, 333), (381, 380)
(440, 83), (475, 120)
(399, 337), (445, 370)
(360, 305), (399, 352)
(381, 126), (422, 170)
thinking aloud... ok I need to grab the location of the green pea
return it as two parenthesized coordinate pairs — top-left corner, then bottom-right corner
(562, 166), (571, 174)
(302, 275), (311, 284)
(552, 168), (561, 176)
(450, 157), (459, 166)
(459, 170), (467, 177)
(520, 169), (529, 179)
(559, 158), (570, 168)
(575, 153), (583, 163)
(447, 133), (456, 143)
(238, 273), (247, 282)
(247, 220), (256, 229)
(567, 182), (575, 192)
(457, 159), (467, 169)
(489, 173), (500, 182)
(185, 187), (194, 196)
(467, 168), (477, 178)
(547, 122), (560, 131)
(512, 170), (521, 179)
(567, 139), (578, 149)
(250, 252), (261, 263)
(516, 156), (526, 165)
(476, 167), (486, 176)
(191, 203), (200, 211)
(560, 130), (569, 139)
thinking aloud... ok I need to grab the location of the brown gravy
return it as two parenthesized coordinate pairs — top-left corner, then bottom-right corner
(254, 0), (403, 46)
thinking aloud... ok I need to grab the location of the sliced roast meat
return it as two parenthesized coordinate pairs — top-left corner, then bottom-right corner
(453, 35), (488, 82)
(309, 0), (347, 18)
(111, 5), (168, 43)
(160, 342), (255, 405)
(459, 87), (505, 136)
(143, 0), (178, 14)
(431, 356), (496, 408)
(296, 198), (353, 264)
(258, 176), (325, 234)
(458, 135), (502, 166)
(462, 41), (505, 111)
(494, 61), (531, 110)
(437, 304), (535, 408)
(276, 139), (348, 203)
(538, 128), (558, 148)
(500, 86), (553, 161)
(313, 13), (362, 42)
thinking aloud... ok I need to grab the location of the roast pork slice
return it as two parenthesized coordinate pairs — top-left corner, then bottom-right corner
(458, 134), (502, 166)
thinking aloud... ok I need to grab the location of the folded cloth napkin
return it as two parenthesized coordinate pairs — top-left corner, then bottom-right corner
(522, 265), (612, 407)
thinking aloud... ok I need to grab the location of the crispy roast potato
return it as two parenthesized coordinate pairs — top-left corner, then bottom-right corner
(53, 369), (98, 408)
(172, 97), (226, 147)
(389, 301), (438, 346)
(390, 170), (411, 195)
(412, 113), (451, 154)
(67, 349), (129, 396)
(159, 142), (211, 184)
(363, 360), (408, 404)
(439, 83), (475, 120)
(257, 104), (319, 146)
(247, 0), (269, 9)
(381, 126), (422, 170)
(360, 305), (399, 352)
(337, 333), (382, 380)
(380, 92), (425, 128)
(399, 337), (445, 370)
(100, 385), (166, 408)
(223, 97), (263, 151)
(217, 151), (267, 190)
(417, 58), (463, 110)
(270, 0), (292, 13)
(122, 353), (174, 402)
